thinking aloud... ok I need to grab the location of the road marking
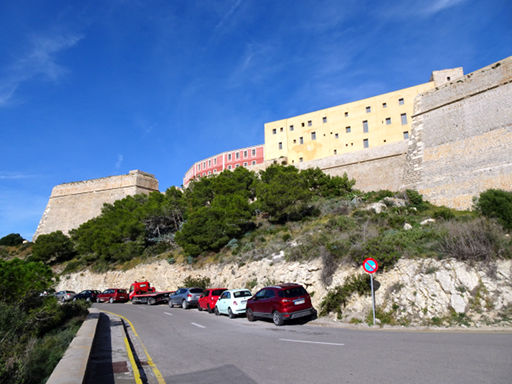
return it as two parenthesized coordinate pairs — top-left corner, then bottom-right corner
(191, 322), (206, 329)
(100, 310), (166, 384)
(164, 312), (173, 316)
(124, 336), (143, 384)
(279, 338), (344, 346)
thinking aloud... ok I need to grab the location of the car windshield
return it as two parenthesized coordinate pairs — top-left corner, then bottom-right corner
(189, 288), (203, 294)
(212, 289), (225, 296)
(118, 289), (127, 293)
(234, 290), (252, 298)
(278, 286), (307, 298)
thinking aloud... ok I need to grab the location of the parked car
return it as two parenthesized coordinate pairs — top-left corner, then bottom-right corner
(97, 288), (129, 303)
(198, 288), (227, 313)
(246, 283), (317, 326)
(168, 287), (203, 309)
(54, 290), (76, 302)
(215, 289), (252, 318)
(73, 290), (101, 302)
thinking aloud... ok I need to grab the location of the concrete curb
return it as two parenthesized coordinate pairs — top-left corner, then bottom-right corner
(47, 308), (100, 384)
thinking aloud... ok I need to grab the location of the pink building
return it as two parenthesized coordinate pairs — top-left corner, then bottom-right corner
(183, 144), (264, 187)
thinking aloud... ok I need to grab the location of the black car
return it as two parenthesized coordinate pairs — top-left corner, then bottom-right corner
(73, 290), (101, 302)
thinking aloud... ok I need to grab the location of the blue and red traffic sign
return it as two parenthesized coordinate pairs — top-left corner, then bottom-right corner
(363, 257), (378, 274)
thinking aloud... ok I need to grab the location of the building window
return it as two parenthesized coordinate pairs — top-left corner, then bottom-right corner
(236, 152), (240, 159)
(214, 158), (217, 165)
(228, 153), (232, 161)
(346, 126), (351, 133)
(345, 112), (348, 117)
(308, 120), (312, 126)
(272, 128), (276, 134)
(300, 137), (304, 144)
(401, 113), (408, 125)
(228, 165), (232, 170)
(301, 122), (305, 127)
(323, 116), (327, 123)
(252, 160), (256, 165)
(333, 149), (337, 155)
(399, 98), (404, 105)
(363, 120), (368, 133)
(197, 165), (200, 171)
(299, 157), (303, 162)
(208, 160), (211, 167)
(293, 139), (296, 143)
(244, 150), (248, 158)
(335, 133), (339, 139)
(385, 117), (391, 125)
(208, 171), (211, 175)
(203, 162), (206, 168)
(290, 125), (294, 131)
(382, 102), (387, 108)
(280, 127), (283, 132)
(403, 131), (409, 140)
(366, 106), (371, 113)
(213, 169), (217, 173)
(243, 162), (248, 166)
(279, 142), (283, 150)
(252, 149), (256, 156)
(311, 132), (316, 140)
(235, 164), (240, 168)
(363, 138), (369, 148)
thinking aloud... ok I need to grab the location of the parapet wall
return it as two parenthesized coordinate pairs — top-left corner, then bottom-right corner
(297, 141), (408, 191)
(33, 170), (159, 240)
(402, 57), (512, 209)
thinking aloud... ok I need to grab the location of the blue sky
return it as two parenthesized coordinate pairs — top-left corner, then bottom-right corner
(0, 0), (510, 240)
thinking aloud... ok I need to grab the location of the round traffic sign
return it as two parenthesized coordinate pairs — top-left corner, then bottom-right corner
(363, 257), (378, 274)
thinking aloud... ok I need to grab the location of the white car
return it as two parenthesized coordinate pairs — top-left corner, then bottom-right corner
(214, 289), (252, 318)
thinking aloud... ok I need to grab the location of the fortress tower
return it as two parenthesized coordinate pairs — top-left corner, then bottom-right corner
(33, 170), (159, 240)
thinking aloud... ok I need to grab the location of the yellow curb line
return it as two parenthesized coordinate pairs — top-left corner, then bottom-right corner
(124, 336), (143, 384)
(101, 310), (166, 384)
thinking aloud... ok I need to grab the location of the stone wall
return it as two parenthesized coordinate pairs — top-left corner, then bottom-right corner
(403, 57), (512, 209)
(296, 141), (408, 191)
(33, 170), (159, 240)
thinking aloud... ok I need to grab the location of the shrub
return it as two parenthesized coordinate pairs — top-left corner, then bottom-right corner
(0, 233), (24, 246)
(432, 206), (456, 220)
(32, 231), (75, 264)
(475, 189), (512, 230)
(182, 275), (211, 289)
(438, 219), (510, 262)
(319, 274), (371, 317)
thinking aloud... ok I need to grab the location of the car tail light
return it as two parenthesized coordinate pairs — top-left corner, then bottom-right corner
(187, 294), (192, 298)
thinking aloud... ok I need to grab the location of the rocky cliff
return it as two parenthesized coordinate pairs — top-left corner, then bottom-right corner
(57, 256), (512, 327)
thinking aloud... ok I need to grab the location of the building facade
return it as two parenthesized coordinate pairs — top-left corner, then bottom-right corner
(183, 144), (264, 187)
(264, 68), (463, 165)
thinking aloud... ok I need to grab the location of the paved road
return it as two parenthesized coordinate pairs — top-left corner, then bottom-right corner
(92, 303), (512, 384)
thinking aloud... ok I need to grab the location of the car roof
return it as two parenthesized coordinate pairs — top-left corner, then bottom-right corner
(266, 283), (302, 289)
(225, 288), (252, 293)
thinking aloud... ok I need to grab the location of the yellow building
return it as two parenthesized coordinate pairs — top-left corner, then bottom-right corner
(264, 68), (463, 164)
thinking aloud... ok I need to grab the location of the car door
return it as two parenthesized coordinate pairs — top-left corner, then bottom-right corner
(217, 291), (229, 314)
(251, 289), (268, 316)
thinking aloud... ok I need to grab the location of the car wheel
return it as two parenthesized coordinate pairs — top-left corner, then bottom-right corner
(148, 298), (156, 305)
(109, 298), (114, 304)
(214, 306), (220, 316)
(228, 308), (235, 319)
(182, 300), (188, 309)
(168, 301), (174, 308)
(207, 305), (212, 313)
(273, 311), (284, 326)
(86, 297), (91, 302)
(246, 308), (255, 322)
(198, 305), (203, 311)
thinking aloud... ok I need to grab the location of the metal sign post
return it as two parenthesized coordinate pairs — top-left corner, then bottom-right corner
(363, 257), (378, 326)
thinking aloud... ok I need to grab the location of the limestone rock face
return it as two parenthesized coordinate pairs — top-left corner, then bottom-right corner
(57, 258), (512, 326)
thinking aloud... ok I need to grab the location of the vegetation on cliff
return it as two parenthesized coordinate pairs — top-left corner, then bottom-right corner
(20, 165), (511, 278)
(0, 259), (89, 384)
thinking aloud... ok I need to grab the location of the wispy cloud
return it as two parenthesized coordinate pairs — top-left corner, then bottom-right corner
(375, 0), (468, 20)
(214, 0), (242, 32)
(423, 0), (467, 15)
(0, 171), (39, 180)
(115, 154), (124, 169)
(0, 33), (82, 107)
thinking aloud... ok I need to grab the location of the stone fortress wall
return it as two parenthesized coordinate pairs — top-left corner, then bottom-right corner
(33, 170), (159, 240)
(402, 56), (512, 209)
(298, 57), (511, 208)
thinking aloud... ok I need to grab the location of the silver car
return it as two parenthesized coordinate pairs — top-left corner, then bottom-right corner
(54, 290), (76, 302)
(168, 287), (203, 309)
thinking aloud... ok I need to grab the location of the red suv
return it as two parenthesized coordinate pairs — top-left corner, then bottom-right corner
(198, 288), (227, 313)
(97, 288), (129, 303)
(246, 283), (317, 326)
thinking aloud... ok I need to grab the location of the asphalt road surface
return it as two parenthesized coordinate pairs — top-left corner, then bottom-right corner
(92, 303), (512, 384)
